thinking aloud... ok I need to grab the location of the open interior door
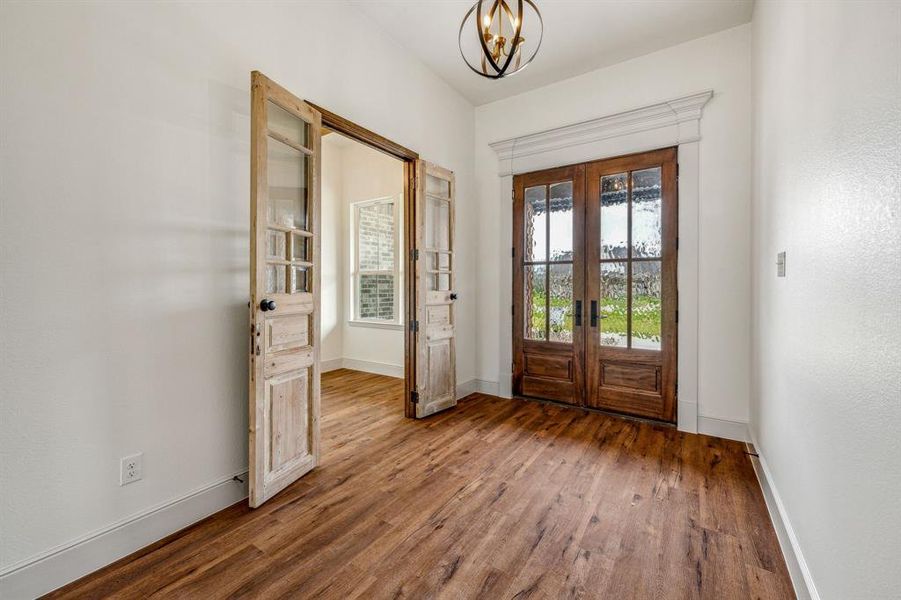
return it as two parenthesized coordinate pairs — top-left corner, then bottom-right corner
(413, 161), (457, 418)
(248, 71), (321, 507)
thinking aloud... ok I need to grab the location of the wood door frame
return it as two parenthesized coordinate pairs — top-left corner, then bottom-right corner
(304, 101), (421, 418)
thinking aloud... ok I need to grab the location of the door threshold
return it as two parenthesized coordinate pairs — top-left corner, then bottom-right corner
(512, 394), (677, 428)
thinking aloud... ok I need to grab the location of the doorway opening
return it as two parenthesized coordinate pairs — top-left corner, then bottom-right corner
(512, 147), (678, 423)
(319, 129), (407, 416)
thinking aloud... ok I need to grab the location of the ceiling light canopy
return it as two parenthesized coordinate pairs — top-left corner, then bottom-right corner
(459, 0), (543, 80)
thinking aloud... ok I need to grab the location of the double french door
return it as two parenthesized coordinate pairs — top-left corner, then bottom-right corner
(513, 148), (677, 422)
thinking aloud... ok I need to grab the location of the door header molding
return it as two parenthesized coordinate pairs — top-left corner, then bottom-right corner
(488, 90), (713, 175)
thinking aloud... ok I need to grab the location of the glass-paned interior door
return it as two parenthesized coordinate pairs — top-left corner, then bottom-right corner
(414, 161), (458, 418)
(249, 72), (321, 508)
(512, 165), (585, 406)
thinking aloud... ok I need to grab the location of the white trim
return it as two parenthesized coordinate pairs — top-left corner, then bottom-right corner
(489, 90), (713, 175)
(347, 320), (404, 331)
(336, 358), (404, 379)
(747, 433), (821, 600)
(0, 471), (248, 599)
(456, 378), (500, 399)
(321, 357), (344, 373)
(455, 379), (477, 399)
(697, 416), (749, 442)
(488, 90), (713, 434)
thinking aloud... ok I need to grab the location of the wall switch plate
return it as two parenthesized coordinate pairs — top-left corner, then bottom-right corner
(120, 452), (143, 486)
(777, 251), (786, 277)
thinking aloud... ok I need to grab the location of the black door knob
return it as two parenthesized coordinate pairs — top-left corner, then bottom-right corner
(260, 299), (276, 312)
(449, 293), (458, 300)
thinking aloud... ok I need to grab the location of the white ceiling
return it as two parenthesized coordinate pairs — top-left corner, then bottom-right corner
(348, 0), (754, 105)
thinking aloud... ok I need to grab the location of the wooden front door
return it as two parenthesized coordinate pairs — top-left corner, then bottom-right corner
(413, 161), (457, 417)
(512, 165), (586, 405)
(513, 148), (678, 422)
(248, 72), (321, 507)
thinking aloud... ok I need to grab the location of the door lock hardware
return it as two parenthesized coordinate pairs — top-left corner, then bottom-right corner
(260, 299), (276, 312)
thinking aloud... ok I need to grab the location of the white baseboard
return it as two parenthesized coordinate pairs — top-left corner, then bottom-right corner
(677, 400), (699, 433)
(0, 470), (248, 599)
(323, 358), (403, 378)
(747, 433), (820, 600)
(321, 357), (343, 373)
(456, 379), (477, 399)
(456, 379), (500, 398)
(697, 415), (750, 442)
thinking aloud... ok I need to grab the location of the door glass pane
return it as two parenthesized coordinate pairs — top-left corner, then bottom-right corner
(632, 167), (662, 258)
(425, 195), (450, 251)
(524, 186), (547, 262)
(631, 261), (662, 349)
(291, 265), (310, 294)
(267, 136), (308, 230)
(600, 173), (628, 260)
(548, 181), (573, 261)
(426, 174), (450, 198)
(548, 263), (573, 343)
(267, 230), (285, 260)
(265, 264), (286, 294)
(433, 252), (451, 271)
(600, 262), (627, 347)
(524, 264), (547, 340)
(267, 101), (309, 150)
(291, 236), (309, 262)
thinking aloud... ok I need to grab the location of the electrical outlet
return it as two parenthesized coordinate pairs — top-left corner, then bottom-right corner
(120, 452), (143, 486)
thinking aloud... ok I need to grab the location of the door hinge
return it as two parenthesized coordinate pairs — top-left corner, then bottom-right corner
(511, 304), (515, 315)
(512, 247), (515, 258)
(676, 236), (680, 250)
(410, 248), (419, 261)
(675, 383), (678, 396)
(411, 319), (419, 333)
(410, 390), (419, 404)
(676, 163), (680, 180)
(675, 310), (679, 323)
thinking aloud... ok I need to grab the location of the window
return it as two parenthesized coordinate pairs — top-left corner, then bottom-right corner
(351, 195), (402, 326)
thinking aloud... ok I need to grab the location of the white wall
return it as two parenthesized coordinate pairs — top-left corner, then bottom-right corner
(321, 139), (345, 364)
(474, 25), (753, 424)
(0, 0), (476, 586)
(321, 135), (405, 372)
(750, 2), (901, 599)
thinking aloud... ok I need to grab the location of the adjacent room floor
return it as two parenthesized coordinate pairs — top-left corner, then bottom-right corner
(47, 369), (794, 599)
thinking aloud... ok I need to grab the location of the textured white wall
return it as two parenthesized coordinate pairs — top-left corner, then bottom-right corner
(0, 0), (475, 572)
(751, 2), (901, 598)
(474, 25), (753, 423)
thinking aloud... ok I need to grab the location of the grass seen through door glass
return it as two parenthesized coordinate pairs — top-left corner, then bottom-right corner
(528, 292), (661, 344)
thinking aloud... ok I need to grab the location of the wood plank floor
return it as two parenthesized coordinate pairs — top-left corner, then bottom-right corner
(46, 369), (794, 599)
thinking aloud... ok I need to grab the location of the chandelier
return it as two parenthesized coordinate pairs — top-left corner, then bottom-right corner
(459, 0), (543, 79)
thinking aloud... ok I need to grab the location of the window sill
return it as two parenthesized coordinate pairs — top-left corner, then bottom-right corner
(348, 320), (404, 331)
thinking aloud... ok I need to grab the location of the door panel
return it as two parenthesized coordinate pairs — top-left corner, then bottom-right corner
(513, 165), (586, 406)
(512, 148), (677, 423)
(414, 161), (457, 418)
(586, 148), (677, 422)
(249, 71), (321, 507)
